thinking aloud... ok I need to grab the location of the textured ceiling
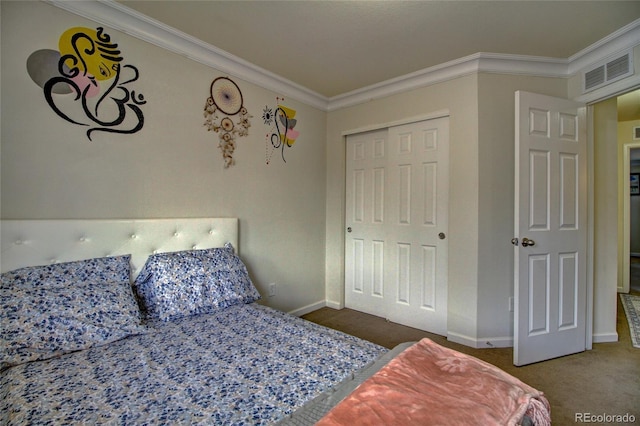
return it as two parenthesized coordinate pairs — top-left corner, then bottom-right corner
(115, 1), (640, 121)
(117, 1), (640, 98)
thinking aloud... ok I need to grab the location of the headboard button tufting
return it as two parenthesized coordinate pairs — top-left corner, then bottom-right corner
(0, 218), (238, 275)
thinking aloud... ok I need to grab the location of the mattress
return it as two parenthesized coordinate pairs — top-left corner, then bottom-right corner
(0, 303), (387, 425)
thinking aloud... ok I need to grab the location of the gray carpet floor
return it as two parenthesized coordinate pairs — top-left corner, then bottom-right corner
(303, 295), (640, 424)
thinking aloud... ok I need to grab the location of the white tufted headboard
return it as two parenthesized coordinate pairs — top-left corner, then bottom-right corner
(0, 218), (238, 278)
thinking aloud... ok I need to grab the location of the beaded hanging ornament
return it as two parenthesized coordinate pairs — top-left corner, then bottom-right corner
(203, 77), (252, 168)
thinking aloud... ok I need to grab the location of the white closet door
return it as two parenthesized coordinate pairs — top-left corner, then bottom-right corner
(345, 117), (449, 335)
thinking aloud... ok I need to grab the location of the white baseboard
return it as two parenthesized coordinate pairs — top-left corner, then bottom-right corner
(450, 331), (618, 347)
(325, 300), (343, 310)
(447, 332), (513, 348)
(303, 301), (616, 349)
(449, 333), (620, 347)
(592, 332), (619, 343)
(287, 300), (326, 317)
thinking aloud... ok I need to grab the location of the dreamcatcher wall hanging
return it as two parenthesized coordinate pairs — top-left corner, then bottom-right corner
(263, 97), (300, 164)
(203, 76), (252, 168)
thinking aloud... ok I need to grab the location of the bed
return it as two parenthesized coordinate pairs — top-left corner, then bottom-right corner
(1, 218), (551, 425)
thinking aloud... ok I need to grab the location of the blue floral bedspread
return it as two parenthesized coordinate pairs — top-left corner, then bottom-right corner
(0, 304), (387, 425)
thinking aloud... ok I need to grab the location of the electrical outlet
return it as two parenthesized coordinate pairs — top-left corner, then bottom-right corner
(268, 283), (277, 297)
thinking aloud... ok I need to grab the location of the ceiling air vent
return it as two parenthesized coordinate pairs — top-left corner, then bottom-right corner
(583, 50), (633, 93)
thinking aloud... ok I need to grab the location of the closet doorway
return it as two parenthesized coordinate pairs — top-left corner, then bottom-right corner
(344, 117), (449, 335)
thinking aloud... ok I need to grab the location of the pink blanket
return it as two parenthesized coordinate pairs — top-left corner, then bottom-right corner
(317, 338), (551, 426)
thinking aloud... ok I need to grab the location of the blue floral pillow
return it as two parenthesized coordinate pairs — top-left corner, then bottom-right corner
(134, 243), (261, 321)
(1, 255), (145, 370)
(2, 255), (131, 288)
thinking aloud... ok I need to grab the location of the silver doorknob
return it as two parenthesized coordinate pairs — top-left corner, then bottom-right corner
(438, 232), (446, 240)
(521, 237), (535, 247)
(347, 227), (352, 233)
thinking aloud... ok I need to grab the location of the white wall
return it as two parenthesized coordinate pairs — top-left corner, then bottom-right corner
(592, 98), (620, 342)
(0, 1), (328, 314)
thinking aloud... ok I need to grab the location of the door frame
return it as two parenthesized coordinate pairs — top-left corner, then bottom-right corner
(586, 106), (594, 350)
(341, 110), (451, 140)
(580, 82), (640, 349)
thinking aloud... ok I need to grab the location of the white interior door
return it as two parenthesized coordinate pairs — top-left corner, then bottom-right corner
(345, 117), (448, 335)
(514, 91), (587, 366)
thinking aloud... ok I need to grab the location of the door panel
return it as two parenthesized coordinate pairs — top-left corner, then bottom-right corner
(345, 117), (449, 335)
(345, 129), (388, 316)
(514, 91), (586, 366)
(559, 252), (578, 330)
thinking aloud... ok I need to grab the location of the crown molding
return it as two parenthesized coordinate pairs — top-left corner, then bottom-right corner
(327, 53), (569, 111)
(45, 0), (330, 110)
(568, 18), (640, 75)
(46, 1), (640, 112)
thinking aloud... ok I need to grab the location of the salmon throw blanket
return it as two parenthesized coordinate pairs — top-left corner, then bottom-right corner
(317, 338), (551, 426)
